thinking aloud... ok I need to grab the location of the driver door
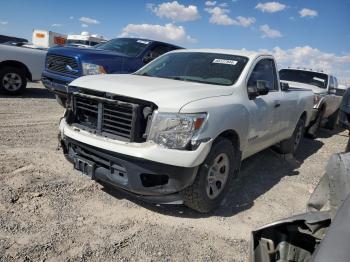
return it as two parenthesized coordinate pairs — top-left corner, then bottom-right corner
(245, 58), (282, 156)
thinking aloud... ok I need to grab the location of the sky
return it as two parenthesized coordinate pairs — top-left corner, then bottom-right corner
(1, 0), (350, 84)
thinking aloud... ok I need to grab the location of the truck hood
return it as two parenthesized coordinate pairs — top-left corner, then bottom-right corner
(282, 80), (327, 94)
(48, 46), (134, 73)
(70, 74), (232, 112)
(49, 46), (131, 58)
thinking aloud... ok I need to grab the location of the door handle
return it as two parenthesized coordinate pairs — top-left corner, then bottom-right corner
(274, 103), (281, 108)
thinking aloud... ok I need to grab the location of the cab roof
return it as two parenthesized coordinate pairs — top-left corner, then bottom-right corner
(170, 48), (272, 60)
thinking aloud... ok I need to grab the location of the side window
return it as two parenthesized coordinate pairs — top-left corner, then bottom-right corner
(247, 59), (278, 91)
(329, 76), (335, 89)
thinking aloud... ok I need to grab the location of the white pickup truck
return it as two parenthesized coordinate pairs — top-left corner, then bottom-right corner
(279, 68), (343, 135)
(0, 44), (46, 94)
(59, 49), (314, 212)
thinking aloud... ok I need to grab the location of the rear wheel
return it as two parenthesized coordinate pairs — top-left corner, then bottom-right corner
(0, 66), (27, 95)
(325, 109), (339, 130)
(181, 138), (237, 213)
(277, 117), (305, 155)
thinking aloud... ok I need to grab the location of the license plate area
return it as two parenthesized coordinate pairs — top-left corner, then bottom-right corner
(74, 156), (95, 177)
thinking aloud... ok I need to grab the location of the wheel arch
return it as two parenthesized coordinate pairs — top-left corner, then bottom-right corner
(215, 129), (242, 166)
(0, 60), (32, 81)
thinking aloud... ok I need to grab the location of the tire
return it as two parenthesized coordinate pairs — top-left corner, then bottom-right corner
(325, 109), (339, 130)
(277, 117), (305, 155)
(181, 138), (237, 213)
(0, 66), (27, 95)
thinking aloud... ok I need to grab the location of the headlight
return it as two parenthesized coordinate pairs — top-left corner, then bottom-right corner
(147, 112), (207, 149)
(313, 94), (322, 106)
(82, 62), (106, 75)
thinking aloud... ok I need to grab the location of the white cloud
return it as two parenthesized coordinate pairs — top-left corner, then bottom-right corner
(69, 16), (74, 20)
(219, 2), (228, 7)
(79, 17), (100, 24)
(81, 24), (88, 28)
(0, 21), (8, 25)
(119, 23), (196, 43)
(255, 2), (286, 13)
(205, 7), (234, 25)
(205, 7), (255, 27)
(260, 24), (282, 38)
(265, 46), (350, 84)
(205, 1), (217, 6)
(299, 8), (318, 18)
(235, 16), (256, 27)
(148, 1), (200, 22)
(51, 24), (62, 27)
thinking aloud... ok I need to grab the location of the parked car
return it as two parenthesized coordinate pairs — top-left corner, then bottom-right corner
(0, 44), (47, 95)
(58, 49), (314, 213)
(279, 68), (343, 136)
(42, 38), (182, 107)
(250, 151), (350, 262)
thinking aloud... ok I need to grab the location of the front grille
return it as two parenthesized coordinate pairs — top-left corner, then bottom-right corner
(73, 94), (137, 141)
(102, 103), (134, 139)
(46, 54), (80, 76)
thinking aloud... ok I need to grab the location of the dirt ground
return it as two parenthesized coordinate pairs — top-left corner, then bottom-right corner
(0, 83), (348, 262)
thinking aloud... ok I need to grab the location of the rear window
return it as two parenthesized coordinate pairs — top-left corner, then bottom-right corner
(279, 69), (328, 89)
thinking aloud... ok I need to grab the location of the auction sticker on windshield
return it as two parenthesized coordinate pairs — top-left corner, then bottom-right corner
(212, 59), (238, 65)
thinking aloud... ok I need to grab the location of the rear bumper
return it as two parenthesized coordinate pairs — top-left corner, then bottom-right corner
(41, 70), (78, 97)
(60, 136), (198, 202)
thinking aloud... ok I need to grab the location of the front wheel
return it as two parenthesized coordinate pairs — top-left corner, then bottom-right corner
(277, 117), (305, 155)
(181, 138), (237, 213)
(0, 66), (27, 95)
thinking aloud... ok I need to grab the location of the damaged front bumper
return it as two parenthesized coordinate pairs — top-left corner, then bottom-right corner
(60, 135), (200, 204)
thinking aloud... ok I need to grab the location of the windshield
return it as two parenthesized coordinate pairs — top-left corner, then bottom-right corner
(94, 38), (151, 57)
(279, 69), (328, 89)
(135, 52), (248, 86)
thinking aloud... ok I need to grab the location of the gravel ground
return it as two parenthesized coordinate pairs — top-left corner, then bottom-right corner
(0, 83), (348, 261)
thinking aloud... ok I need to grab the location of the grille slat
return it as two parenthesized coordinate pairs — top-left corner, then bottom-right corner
(103, 118), (132, 127)
(77, 101), (98, 109)
(102, 123), (132, 132)
(103, 108), (133, 117)
(102, 128), (130, 136)
(103, 113), (133, 123)
(73, 95), (136, 141)
(46, 54), (80, 76)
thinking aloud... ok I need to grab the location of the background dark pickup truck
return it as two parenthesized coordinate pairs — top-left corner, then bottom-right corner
(42, 37), (181, 106)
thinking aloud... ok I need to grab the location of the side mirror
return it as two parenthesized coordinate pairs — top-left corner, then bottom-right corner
(248, 80), (270, 100)
(257, 80), (270, 96)
(142, 52), (155, 64)
(281, 82), (289, 91)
